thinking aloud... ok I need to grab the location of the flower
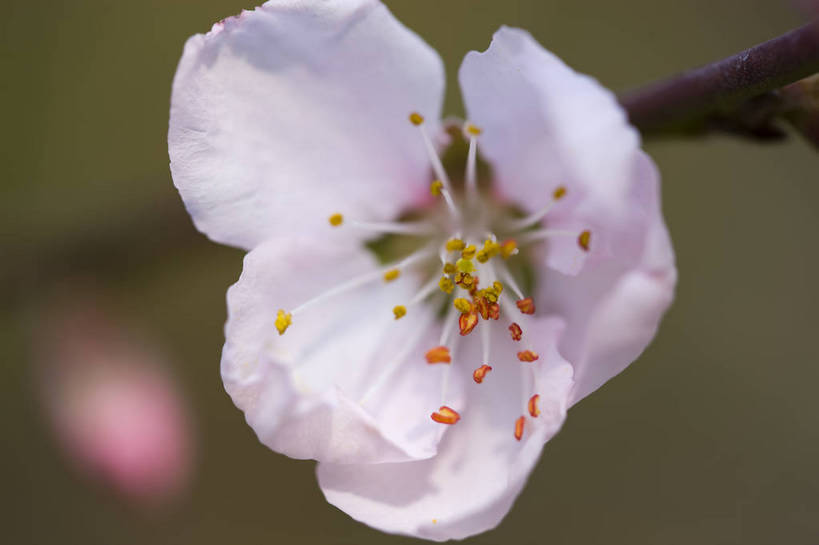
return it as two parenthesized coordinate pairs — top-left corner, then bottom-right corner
(168, 0), (676, 541)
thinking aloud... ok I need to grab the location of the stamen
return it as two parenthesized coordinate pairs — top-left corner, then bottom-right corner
(445, 238), (466, 252)
(517, 350), (539, 362)
(514, 415), (525, 441)
(346, 219), (436, 236)
(431, 406), (460, 425)
(425, 346), (451, 364)
(453, 298), (473, 314)
(393, 305), (407, 320)
(503, 186), (568, 232)
(442, 262), (456, 275)
(274, 309), (292, 335)
(464, 123), (480, 208)
(578, 230), (592, 252)
(472, 364), (492, 384)
(410, 112), (459, 219)
(528, 394), (541, 417)
(430, 180), (443, 196)
(516, 297), (536, 315)
(383, 269), (401, 282)
(461, 245), (477, 260)
(455, 258), (474, 273)
(438, 276), (454, 294)
(290, 247), (435, 316)
(509, 322), (523, 341)
(328, 213), (344, 226)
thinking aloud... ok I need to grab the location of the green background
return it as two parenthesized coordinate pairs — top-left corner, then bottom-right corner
(2, 1), (817, 543)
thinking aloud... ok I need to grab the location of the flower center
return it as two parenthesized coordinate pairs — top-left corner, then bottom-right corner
(275, 112), (591, 442)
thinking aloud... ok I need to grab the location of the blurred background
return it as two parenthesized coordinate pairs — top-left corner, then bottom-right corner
(2, 1), (818, 543)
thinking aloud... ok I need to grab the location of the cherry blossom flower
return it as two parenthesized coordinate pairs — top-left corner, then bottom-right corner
(169, 0), (676, 540)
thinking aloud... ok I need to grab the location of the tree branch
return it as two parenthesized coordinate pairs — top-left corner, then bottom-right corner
(620, 21), (819, 139)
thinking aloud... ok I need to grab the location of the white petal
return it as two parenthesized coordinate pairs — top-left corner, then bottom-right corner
(459, 27), (641, 275)
(540, 152), (677, 404)
(317, 318), (574, 541)
(222, 236), (464, 464)
(169, 0), (445, 249)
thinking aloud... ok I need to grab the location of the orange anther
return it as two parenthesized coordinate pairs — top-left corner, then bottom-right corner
(431, 406), (460, 425)
(578, 230), (591, 252)
(459, 311), (478, 336)
(425, 346), (451, 364)
(514, 416), (525, 441)
(409, 112), (425, 126)
(509, 322), (523, 341)
(528, 394), (541, 417)
(488, 302), (500, 320)
(475, 297), (489, 320)
(472, 364), (493, 384)
(500, 239), (518, 259)
(516, 297), (535, 315)
(517, 350), (539, 362)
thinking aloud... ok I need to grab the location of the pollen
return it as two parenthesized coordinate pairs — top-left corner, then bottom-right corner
(328, 213), (343, 227)
(553, 185), (567, 200)
(383, 268), (401, 282)
(528, 394), (541, 417)
(431, 406), (460, 425)
(442, 262), (456, 275)
(514, 416), (525, 441)
(393, 305), (407, 320)
(425, 346), (452, 364)
(409, 112), (425, 126)
(454, 272), (474, 288)
(445, 238), (466, 252)
(455, 258), (474, 273)
(517, 350), (539, 362)
(472, 364), (492, 384)
(438, 276), (454, 294)
(578, 230), (591, 252)
(509, 322), (523, 341)
(465, 123), (482, 136)
(493, 281), (504, 295)
(453, 298), (473, 314)
(488, 302), (500, 320)
(459, 311), (478, 336)
(430, 180), (443, 196)
(516, 297), (536, 315)
(461, 245), (477, 260)
(500, 239), (518, 259)
(274, 309), (292, 335)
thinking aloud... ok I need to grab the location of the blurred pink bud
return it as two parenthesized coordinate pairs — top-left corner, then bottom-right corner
(37, 299), (194, 507)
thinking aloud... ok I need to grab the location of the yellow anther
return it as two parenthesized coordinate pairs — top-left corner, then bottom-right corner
(455, 258), (474, 273)
(578, 230), (591, 252)
(275, 309), (292, 335)
(465, 123), (482, 136)
(445, 238), (466, 252)
(455, 272), (474, 288)
(478, 239), (500, 262)
(409, 112), (425, 126)
(430, 180), (443, 196)
(328, 213), (344, 227)
(493, 281), (504, 294)
(475, 249), (490, 263)
(383, 269), (401, 282)
(461, 245), (476, 260)
(500, 239), (518, 259)
(553, 185), (567, 200)
(442, 263), (456, 275)
(453, 298), (473, 314)
(393, 305), (407, 320)
(438, 276), (454, 294)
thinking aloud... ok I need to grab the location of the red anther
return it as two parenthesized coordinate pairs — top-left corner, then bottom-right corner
(459, 311), (479, 336)
(509, 322), (523, 341)
(517, 350), (539, 362)
(475, 297), (489, 320)
(425, 346), (451, 364)
(472, 364), (493, 384)
(516, 297), (535, 315)
(514, 415), (525, 441)
(431, 406), (460, 425)
(528, 394), (541, 417)
(488, 302), (500, 320)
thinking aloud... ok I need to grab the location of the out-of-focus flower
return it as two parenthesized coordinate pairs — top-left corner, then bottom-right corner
(37, 300), (193, 507)
(169, 0), (675, 540)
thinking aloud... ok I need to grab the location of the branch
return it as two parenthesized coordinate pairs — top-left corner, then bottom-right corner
(620, 21), (819, 140)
